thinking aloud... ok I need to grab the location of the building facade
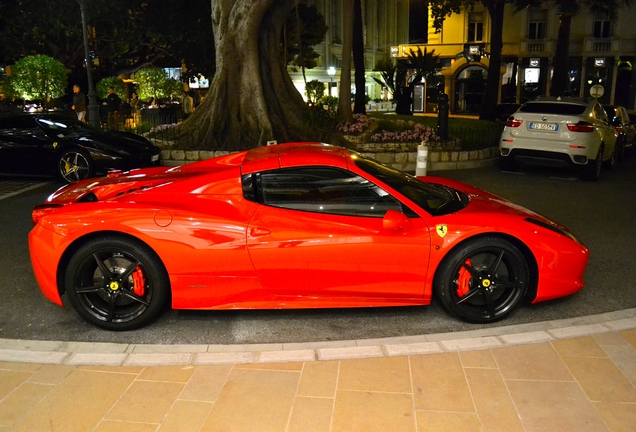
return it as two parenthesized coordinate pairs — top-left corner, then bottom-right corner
(396, 3), (636, 113)
(288, 0), (410, 102)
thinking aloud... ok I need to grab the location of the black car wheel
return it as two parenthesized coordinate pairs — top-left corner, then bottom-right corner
(603, 144), (618, 169)
(57, 149), (93, 183)
(581, 146), (603, 181)
(65, 237), (169, 331)
(435, 237), (529, 323)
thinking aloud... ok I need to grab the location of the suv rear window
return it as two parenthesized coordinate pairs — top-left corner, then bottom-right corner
(519, 103), (586, 115)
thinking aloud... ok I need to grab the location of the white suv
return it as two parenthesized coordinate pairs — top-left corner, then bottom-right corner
(499, 97), (617, 181)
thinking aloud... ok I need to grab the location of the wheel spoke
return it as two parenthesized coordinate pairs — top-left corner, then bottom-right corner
(106, 294), (117, 322)
(121, 290), (150, 306)
(119, 261), (142, 281)
(459, 261), (481, 279)
(488, 250), (504, 274)
(455, 286), (483, 304)
(93, 253), (114, 278)
(75, 283), (106, 295)
(483, 289), (496, 318)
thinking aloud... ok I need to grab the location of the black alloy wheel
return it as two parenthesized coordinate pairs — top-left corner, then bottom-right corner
(57, 149), (93, 183)
(65, 237), (169, 330)
(435, 237), (529, 323)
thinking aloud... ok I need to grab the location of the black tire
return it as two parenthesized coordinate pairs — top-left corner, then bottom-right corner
(64, 236), (169, 330)
(434, 237), (529, 323)
(581, 146), (603, 181)
(602, 142), (618, 169)
(498, 156), (518, 172)
(57, 148), (94, 183)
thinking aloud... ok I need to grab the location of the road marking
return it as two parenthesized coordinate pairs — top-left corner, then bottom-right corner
(0, 180), (50, 201)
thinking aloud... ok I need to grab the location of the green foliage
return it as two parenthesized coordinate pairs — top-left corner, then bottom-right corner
(0, 0), (215, 81)
(96, 77), (126, 99)
(5, 55), (67, 104)
(135, 67), (182, 101)
(284, 4), (328, 71)
(306, 80), (325, 104)
(318, 95), (339, 117)
(373, 59), (397, 96)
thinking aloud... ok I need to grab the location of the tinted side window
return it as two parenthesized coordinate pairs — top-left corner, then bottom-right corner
(519, 103), (586, 115)
(0, 116), (36, 131)
(243, 167), (404, 218)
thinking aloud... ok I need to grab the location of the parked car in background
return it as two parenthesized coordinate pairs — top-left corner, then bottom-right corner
(604, 105), (636, 158)
(0, 113), (161, 183)
(499, 97), (618, 181)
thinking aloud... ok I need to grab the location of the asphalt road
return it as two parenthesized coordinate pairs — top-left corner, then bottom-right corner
(1, 157), (635, 345)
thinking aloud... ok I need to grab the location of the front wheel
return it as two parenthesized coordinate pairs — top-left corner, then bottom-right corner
(434, 237), (529, 323)
(57, 149), (93, 183)
(64, 237), (169, 330)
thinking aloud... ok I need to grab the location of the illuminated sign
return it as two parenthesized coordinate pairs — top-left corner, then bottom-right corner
(525, 68), (540, 84)
(594, 58), (606, 67)
(529, 58), (540, 67)
(391, 46), (399, 57)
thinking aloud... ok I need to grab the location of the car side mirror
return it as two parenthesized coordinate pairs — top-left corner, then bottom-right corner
(383, 209), (410, 231)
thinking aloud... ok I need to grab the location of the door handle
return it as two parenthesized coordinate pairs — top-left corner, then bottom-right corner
(250, 227), (271, 237)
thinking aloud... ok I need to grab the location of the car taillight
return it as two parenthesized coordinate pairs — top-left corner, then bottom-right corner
(32, 204), (63, 225)
(567, 121), (595, 133)
(614, 125), (623, 134)
(505, 117), (523, 127)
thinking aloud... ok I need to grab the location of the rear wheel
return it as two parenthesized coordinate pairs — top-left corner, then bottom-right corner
(581, 146), (603, 181)
(64, 237), (169, 330)
(435, 237), (529, 323)
(603, 143), (618, 169)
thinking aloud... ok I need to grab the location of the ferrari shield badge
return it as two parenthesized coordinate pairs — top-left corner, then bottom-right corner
(436, 224), (448, 238)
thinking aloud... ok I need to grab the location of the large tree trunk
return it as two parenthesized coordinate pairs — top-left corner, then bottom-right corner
(182, 0), (312, 150)
(480, 0), (505, 121)
(551, 13), (572, 97)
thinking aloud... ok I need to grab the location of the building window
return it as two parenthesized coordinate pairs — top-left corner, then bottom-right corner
(593, 18), (612, 38)
(528, 21), (545, 40)
(468, 13), (484, 42)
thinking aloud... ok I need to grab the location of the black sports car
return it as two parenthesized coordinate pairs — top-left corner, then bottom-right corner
(0, 113), (161, 183)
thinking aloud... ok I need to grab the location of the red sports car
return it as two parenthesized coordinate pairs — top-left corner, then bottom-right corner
(29, 143), (589, 330)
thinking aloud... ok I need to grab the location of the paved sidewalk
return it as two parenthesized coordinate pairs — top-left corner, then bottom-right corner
(0, 310), (635, 431)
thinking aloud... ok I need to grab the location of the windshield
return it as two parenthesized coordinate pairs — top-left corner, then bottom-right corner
(519, 102), (586, 115)
(36, 117), (95, 137)
(351, 152), (468, 216)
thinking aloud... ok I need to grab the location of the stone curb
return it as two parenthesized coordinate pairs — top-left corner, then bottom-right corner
(159, 147), (500, 173)
(1, 308), (634, 366)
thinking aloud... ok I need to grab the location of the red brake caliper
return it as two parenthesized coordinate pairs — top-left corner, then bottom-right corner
(456, 259), (472, 298)
(132, 267), (146, 296)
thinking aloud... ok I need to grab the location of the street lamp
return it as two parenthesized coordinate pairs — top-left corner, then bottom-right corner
(78, 0), (100, 128)
(327, 66), (336, 96)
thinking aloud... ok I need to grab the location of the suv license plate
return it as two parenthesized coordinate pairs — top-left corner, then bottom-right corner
(530, 122), (558, 131)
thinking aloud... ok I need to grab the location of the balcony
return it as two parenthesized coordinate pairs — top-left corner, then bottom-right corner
(583, 37), (620, 55)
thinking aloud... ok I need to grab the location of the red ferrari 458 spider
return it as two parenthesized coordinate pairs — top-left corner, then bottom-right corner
(29, 143), (589, 330)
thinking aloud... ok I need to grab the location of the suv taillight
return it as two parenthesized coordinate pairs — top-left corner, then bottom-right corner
(505, 117), (523, 127)
(567, 121), (595, 133)
(32, 204), (63, 225)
